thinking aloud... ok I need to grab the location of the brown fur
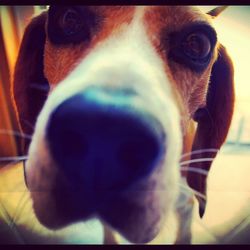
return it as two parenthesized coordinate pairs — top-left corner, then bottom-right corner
(44, 7), (135, 85)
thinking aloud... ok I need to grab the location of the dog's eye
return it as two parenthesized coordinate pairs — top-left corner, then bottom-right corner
(60, 9), (84, 36)
(182, 33), (211, 60)
(168, 24), (217, 72)
(48, 6), (99, 45)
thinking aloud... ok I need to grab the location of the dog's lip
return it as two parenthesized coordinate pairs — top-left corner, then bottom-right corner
(29, 162), (168, 243)
(97, 185), (168, 243)
(32, 189), (163, 243)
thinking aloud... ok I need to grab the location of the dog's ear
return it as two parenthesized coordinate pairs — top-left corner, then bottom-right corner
(207, 6), (228, 17)
(12, 12), (49, 153)
(187, 44), (235, 217)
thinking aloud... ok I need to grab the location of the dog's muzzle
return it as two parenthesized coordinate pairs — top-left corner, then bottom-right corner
(46, 86), (166, 211)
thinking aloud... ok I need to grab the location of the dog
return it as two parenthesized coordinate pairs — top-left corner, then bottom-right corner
(12, 6), (234, 244)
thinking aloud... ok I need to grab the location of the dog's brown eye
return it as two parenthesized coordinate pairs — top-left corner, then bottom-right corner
(48, 6), (99, 45)
(182, 33), (211, 60)
(60, 9), (83, 36)
(168, 24), (217, 72)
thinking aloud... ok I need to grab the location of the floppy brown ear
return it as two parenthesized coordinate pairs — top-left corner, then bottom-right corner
(187, 44), (235, 217)
(12, 12), (49, 153)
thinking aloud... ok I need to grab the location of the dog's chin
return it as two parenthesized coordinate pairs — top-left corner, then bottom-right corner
(29, 180), (174, 244)
(99, 195), (170, 243)
(30, 191), (83, 230)
(32, 201), (166, 244)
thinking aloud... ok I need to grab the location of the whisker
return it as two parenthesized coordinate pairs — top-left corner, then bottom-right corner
(178, 183), (207, 200)
(0, 156), (28, 162)
(180, 158), (214, 166)
(0, 129), (32, 140)
(181, 148), (219, 159)
(21, 119), (35, 131)
(176, 185), (220, 242)
(30, 82), (49, 93)
(180, 167), (209, 176)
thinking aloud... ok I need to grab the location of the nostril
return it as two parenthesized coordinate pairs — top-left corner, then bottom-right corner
(60, 131), (88, 160)
(48, 125), (89, 173)
(117, 136), (160, 175)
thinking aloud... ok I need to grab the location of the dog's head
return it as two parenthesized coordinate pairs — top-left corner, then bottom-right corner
(12, 6), (234, 243)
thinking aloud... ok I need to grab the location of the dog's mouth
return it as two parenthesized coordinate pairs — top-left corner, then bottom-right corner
(29, 153), (173, 244)
(26, 87), (180, 243)
(31, 166), (170, 243)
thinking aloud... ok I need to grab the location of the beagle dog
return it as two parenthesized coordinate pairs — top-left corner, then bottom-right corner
(12, 6), (234, 244)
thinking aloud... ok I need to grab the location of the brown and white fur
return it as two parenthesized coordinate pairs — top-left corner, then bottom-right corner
(12, 6), (234, 244)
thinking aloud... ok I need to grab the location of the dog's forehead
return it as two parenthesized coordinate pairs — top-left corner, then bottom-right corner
(48, 6), (211, 29)
(145, 6), (210, 24)
(93, 6), (211, 28)
(143, 6), (212, 34)
(92, 6), (209, 21)
(46, 6), (213, 51)
(48, 6), (136, 26)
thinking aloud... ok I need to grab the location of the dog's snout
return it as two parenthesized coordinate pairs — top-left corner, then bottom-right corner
(47, 86), (166, 197)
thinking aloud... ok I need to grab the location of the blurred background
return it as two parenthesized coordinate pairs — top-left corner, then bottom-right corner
(0, 6), (47, 158)
(0, 6), (249, 244)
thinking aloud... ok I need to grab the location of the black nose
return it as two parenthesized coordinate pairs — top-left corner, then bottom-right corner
(47, 87), (165, 196)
